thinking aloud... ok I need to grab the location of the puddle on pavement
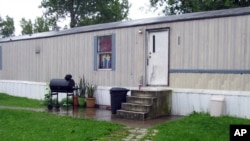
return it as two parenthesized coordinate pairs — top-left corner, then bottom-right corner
(47, 106), (182, 128)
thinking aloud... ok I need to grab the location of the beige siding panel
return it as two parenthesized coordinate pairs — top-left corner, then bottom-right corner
(70, 27), (146, 87)
(170, 23), (178, 69)
(1, 14), (250, 90)
(192, 21), (199, 69)
(217, 17), (230, 69)
(234, 17), (241, 69)
(114, 27), (145, 86)
(184, 21), (190, 69)
(246, 16), (250, 69)
(169, 23), (178, 69)
(170, 73), (250, 91)
(169, 15), (250, 70)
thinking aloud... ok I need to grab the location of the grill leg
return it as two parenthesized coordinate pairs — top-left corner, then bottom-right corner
(55, 93), (60, 109)
(67, 93), (69, 110)
(48, 92), (53, 110)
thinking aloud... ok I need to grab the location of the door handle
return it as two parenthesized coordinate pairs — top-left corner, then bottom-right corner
(148, 52), (151, 59)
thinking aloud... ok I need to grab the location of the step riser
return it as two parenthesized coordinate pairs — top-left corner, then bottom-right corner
(122, 104), (151, 112)
(116, 110), (147, 120)
(126, 97), (155, 105)
(131, 90), (159, 97)
(116, 90), (172, 120)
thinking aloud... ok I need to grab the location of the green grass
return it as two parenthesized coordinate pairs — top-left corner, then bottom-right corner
(144, 112), (250, 141)
(0, 93), (126, 141)
(3, 93), (250, 141)
(0, 93), (44, 108)
(0, 109), (125, 141)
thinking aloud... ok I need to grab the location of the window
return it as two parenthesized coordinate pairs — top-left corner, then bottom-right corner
(94, 34), (115, 70)
(98, 36), (112, 69)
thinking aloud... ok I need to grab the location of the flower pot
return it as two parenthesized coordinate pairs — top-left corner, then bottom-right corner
(86, 98), (96, 108)
(78, 97), (86, 108)
(73, 96), (79, 107)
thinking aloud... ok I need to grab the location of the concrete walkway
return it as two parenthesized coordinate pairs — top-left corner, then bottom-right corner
(122, 127), (159, 141)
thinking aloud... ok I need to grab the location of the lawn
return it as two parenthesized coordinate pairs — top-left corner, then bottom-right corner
(0, 109), (125, 141)
(144, 112), (250, 141)
(0, 93), (44, 108)
(0, 93), (127, 141)
(2, 93), (250, 141)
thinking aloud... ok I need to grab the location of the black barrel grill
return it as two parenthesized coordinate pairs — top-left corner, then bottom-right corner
(48, 74), (76, 110)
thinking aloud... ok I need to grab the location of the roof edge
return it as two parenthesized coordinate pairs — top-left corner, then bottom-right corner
(1, 6), (250, 43)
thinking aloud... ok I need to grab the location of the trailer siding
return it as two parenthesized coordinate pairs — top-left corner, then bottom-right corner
(1, 8), (250, 91)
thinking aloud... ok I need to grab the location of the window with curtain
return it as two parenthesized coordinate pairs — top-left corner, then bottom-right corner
(98, 36), (112, 69)
(94, 34), (115, 70)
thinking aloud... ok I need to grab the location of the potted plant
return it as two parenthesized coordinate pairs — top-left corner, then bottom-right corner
(85, 83), (97, 108)
(78, 75), (87, 107)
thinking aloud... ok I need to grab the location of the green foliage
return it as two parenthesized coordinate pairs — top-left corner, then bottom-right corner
(145, 112), (250, 141)
(78, 75), (87, 98)
(86, 83), (97, 98)
(40, 0), (130, 28)
(0, 109), (125, 141)
(43, 93), (51, 105)
(43, 84), (51, 105)
(20, 18), (33, 35)
(20, 16), (56, 35)
(150, 0), (250, 15)
(78, 97), (85, 107)
(0, 15), (15, 38)
(33, 17), (50, 33)
(78, 75), (97, 98)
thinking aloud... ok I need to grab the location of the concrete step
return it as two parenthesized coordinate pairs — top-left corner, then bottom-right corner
(122, 103), (152, 112)
(131, 90), (160, 97)
(115, 89), (172, 120)
(116, 109), (148, 120)
(126, 96), (157, 105)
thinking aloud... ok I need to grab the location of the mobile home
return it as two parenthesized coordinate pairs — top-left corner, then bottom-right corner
(1, 7), (250, 118)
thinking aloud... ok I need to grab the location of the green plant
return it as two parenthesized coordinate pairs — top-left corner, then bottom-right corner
(43, 84), (51, 105)
(78, 75), (87, 98)
(43, 84), (58, 108)
(78, 97), (85, 107)
(86, 83), (97, 98)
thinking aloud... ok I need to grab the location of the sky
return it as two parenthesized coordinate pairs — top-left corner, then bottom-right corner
(0, 0), (161, 35)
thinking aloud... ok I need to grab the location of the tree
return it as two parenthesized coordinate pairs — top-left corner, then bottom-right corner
(150, 0), (250, 15)
(20, 18), (33, 35)
(0, 15), (15, 38)
(40, 0), (130, 28)
(33, 17), (51, 33)
(20, 16), (57, 35)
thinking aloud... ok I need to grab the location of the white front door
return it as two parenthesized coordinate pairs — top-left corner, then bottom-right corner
(146, 30), (169, 86)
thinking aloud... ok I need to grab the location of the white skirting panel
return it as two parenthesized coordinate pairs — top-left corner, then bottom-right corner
(0, 80), (47, 100)
(95, 86), (112, 106)
(1, 80), (250, 119)
(171, 88), (250, 119)
(0, 80), (131, 105)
